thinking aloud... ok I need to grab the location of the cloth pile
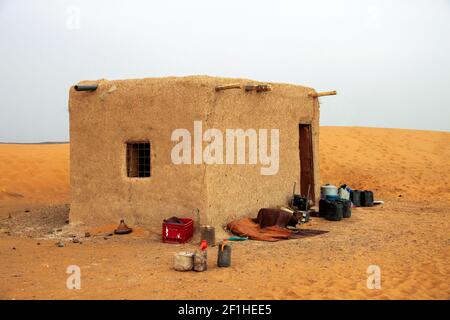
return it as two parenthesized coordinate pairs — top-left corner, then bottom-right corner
(227, 208), (328, 242)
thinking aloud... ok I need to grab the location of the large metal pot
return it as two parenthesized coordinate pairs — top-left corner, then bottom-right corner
(320, 184), (338, 200)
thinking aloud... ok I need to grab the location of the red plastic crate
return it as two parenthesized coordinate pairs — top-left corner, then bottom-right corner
(162, 218), (193, 244)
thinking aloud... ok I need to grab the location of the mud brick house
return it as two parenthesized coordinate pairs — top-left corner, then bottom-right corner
(69, 76), (331, 231)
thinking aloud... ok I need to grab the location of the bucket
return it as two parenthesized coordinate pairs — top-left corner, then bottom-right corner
(319, 199), (330, 218)
(325, 201), (343, 221)
(361, 190), (374, 207)
(193, 250), (207, 272)
(321, 184), (338, 200)
(173, 251), (194, 271)
(351, 190), (362, 207)
(340, 199), (352, 218)
(200, 225), (215, 247)
(217, 242), (232, 267)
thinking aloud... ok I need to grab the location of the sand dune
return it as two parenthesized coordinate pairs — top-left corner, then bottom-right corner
(0, 144), (69, 214)
(320, 127), (450, 203)
(0, 127), (449, 300)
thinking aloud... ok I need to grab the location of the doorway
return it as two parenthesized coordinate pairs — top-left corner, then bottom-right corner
(299, 124), (315, 203)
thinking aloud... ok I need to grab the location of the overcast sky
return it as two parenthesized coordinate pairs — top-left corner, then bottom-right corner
(0, 0), (449, 142)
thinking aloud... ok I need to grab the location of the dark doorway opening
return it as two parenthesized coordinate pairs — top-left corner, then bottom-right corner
(299, 124), (315, 203)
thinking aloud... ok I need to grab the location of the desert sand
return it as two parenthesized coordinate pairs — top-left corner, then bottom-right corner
(0, 143), (69, 213)
(0, 127), (449, 300)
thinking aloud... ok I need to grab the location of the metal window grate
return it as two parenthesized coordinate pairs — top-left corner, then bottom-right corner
(126, 142), (150, 178)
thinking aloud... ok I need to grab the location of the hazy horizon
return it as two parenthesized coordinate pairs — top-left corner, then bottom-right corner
(1, 0), (449, 142)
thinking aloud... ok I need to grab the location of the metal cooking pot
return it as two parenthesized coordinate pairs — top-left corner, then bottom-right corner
(321, 184), (338, 200)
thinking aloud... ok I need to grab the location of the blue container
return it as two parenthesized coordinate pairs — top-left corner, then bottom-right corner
(325, 194), (340, 201)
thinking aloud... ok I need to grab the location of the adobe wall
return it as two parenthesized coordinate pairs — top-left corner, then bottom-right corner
(69, 76), (320, 234)
(203, 81), (320, 234)
(69, 77), (212, 229)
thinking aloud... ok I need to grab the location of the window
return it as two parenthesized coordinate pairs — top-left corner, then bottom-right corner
(126, 142), (150, 177)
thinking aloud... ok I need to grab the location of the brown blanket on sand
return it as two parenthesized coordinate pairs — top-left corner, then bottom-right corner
(227, 218), (328, 242)
(254, 208), (297, 228)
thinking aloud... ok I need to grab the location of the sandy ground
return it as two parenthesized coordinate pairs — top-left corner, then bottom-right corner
(0, 127), (449, 300)
(0, 143), (69, 214)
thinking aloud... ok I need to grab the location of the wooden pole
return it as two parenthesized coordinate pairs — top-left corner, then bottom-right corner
(215, 83), (241, 91)
(308, 90), (337, 98)
(244, 84), (272, 92)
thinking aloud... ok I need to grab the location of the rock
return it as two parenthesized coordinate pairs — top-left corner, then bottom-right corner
(24, 210), (30, 213)
(72, 238), (80, 243)
(12, 247), (16, 250)
(84, 232), (91, 238)
(56, 242), (65, 247)
(37, 242), (41, 245)
(103, 237), (108, 240)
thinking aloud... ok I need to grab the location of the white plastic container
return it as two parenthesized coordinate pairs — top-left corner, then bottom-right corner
(321, 184), (338, 200)
(173, 251), (194, 271)
(338, 187), (350, 200)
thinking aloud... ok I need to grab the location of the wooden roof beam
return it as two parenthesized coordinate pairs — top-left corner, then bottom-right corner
(308, 90), (337, 98)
